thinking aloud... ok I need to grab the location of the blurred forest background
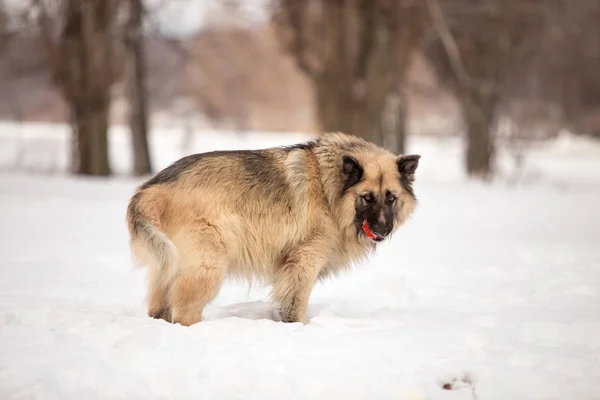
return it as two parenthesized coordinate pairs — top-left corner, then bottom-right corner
(0, 0), (599, 179)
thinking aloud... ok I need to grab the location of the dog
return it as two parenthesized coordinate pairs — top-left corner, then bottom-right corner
(126, 131), (420, 326)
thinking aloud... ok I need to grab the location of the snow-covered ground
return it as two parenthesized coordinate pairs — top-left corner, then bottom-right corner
(1, 121), (600, 400)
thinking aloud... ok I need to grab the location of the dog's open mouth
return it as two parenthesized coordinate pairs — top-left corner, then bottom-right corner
(362, 220), (384, 242)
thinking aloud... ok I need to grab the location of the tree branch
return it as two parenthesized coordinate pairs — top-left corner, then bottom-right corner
(282, 0), (319, 79)
(354, 0), (375, 81)
(425, 0), (471, 89)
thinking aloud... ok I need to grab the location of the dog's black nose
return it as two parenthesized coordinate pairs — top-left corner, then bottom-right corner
(372, 222), (390, 238)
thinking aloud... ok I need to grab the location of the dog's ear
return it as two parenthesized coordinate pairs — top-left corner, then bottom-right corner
(341, 155), (363, 191)
(397, 154), (421, 179)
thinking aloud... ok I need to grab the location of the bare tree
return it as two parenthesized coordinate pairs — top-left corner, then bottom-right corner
(424, 0), (547, 179)
(124, 0), (152, 176)
(0, 1), (25, 124)
(379, 84), (407, 154)
(550, 1), (600, 137)
(31, 0), (123, 176)
(271, 0), (425, 153)
(0, 1), (9, 54)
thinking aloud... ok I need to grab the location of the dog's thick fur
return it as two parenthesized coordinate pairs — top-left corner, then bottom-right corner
(126, 132), (420, 326)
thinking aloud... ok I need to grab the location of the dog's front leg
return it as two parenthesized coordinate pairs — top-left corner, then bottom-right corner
(272, 238), (329, 324)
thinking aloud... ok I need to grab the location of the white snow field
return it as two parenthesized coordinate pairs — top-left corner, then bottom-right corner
(1, 122), (600, 400)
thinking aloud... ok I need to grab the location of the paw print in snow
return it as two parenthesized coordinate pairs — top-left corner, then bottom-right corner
(440, 372), (478, 399)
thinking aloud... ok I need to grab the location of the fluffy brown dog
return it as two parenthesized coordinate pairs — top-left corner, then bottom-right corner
(126, 132), (420, 326)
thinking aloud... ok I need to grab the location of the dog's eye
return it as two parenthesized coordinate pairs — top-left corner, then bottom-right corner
(361, 193), (375, 204)
(387, 194), (397, 203)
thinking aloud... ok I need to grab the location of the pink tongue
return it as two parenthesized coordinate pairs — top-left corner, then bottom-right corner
(362, 220), (379, 239)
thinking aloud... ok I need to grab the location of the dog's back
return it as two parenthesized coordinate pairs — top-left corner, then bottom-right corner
(128, 147), (323, 267)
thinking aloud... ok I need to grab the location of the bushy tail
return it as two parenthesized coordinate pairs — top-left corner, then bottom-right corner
(126, 191), (178, 280)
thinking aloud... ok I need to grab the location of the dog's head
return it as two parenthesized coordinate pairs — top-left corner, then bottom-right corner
(340, 150), (420, 243)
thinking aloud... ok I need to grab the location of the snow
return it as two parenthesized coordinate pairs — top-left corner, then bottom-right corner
(1, 121), (600, 399)
(4, 0), (271, 37)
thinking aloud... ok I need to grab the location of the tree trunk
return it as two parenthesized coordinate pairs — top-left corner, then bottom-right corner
(315, 80), (407, 154)
(379, 87), (406, 154)
(310, 1), (414, 152)
(45, 0), (118, 176)
(394, 91), (406, 155)
(315, 75), (370, 136)
(460, 94), (496, 178)
(313, 48), (392, 149)
(72, 100), (111, 176)
(125, 0), (151, 176)
(274, 0), (423, 151)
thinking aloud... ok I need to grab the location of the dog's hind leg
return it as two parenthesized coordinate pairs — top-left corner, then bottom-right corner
(147, 269), (173, 322)
(169, 222), (228, 326)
